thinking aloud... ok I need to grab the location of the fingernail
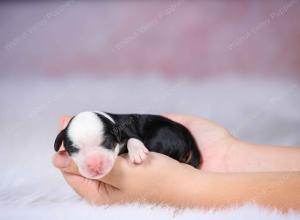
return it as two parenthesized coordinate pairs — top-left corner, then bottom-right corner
(54, 152), (70, 168)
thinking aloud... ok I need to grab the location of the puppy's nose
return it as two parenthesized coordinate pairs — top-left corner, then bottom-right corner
(85, 156), (106, 175)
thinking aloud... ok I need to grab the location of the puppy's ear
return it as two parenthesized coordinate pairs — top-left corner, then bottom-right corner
(54, 129), (65, 152)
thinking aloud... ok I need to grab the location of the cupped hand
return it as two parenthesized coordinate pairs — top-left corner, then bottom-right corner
(52, 113), (235, 205)
(53, 150), (195, 205)
(163, 114), (235, 172)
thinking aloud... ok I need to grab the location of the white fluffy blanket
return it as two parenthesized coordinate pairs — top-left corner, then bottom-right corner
(0, 75), (299, 219)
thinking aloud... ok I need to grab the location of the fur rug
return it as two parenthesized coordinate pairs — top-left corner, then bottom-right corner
(0, 75), (299, 219)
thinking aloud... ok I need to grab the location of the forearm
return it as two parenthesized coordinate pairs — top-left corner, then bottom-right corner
(171, 169), (300, 211)
(226, 140), (300, 172)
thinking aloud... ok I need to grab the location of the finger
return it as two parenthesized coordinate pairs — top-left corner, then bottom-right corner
(62, 172), (94, 198)
(58, 146), (66, 152)
(63, 171), (124, 205)
(52, 151), (121, 197)
(53, 151), (129, 188)
(59, 115), (71, 130)
(162, 113), (210, 126)
(99, 156), (130, 188)
(52, 151), (80, 175)
(56, 116), (71, 152)
(61, 172), (114, 204)
(56, 155), (126, 204)
(161, 113), (190, 124)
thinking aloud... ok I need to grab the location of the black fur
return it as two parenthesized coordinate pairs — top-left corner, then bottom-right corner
(54, 129), (65, 152)
(98, 113), (202, 168)
(54, 116), (79, 154)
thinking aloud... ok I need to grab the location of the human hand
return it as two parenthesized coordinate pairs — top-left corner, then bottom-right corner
(164, 114), (300, 173)
(53, 115), (300, 208)
(163, 114), (236, 172)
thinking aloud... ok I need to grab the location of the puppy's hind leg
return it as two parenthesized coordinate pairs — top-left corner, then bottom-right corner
(127, 138), (149, 164)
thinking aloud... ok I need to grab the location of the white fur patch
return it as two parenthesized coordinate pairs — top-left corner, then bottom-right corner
(68, 111), (104, 149)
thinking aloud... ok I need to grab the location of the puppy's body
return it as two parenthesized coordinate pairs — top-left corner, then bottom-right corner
(107, 113), (201, 167)
(54, 112), (201, 179)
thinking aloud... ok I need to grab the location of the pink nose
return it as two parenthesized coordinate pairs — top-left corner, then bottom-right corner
(85, 156), (107, 175)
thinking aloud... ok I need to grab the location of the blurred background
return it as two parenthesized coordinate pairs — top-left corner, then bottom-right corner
(0, 1), (300, 216)
(1, 0), (300, 77)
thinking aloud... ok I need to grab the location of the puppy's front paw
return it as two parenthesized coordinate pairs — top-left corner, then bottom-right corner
(127, 138), (149, 164)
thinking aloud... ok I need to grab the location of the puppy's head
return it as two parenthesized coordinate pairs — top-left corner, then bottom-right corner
(54, 111), (121, 179)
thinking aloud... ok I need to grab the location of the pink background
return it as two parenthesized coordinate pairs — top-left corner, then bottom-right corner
(0, 0), (299, 79)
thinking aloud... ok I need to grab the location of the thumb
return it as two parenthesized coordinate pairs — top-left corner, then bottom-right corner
(62, 172), (123, 205)
(59, 115), (71, 130)
(52, 152), (121, 204)
(99, 156), (130, 188)
(52, 151), (130, 188)
(52, 151), (80, 175)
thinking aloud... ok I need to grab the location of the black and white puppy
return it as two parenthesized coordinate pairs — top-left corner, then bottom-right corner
(54, 112), (201, 179)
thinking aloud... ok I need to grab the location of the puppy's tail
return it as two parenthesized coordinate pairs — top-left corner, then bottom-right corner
(189, 146), (202, 168)
(186, 133), (202, 168)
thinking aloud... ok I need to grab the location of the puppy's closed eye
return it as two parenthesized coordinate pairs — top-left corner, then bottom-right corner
(68, 145), (79, 154)
(102, 136), (117, 150)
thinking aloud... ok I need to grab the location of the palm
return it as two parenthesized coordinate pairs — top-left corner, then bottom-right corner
(165, 114), (234, 172)
(63, 173), (116, 204)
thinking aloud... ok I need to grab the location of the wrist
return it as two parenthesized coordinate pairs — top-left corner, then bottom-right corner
(226, 140), (300, 172)
(224, 139), (271, 172)
(223, 138), (246, 172)
(159, 165), (204, 207)
(167, 167), (221, 209)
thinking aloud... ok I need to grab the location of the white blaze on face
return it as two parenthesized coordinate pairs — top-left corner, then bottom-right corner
(68, 112), (103, 148)
(67, 111), (119, 179)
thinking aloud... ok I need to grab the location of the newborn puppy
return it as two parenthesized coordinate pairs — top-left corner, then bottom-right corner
(54, 112), (201, 179)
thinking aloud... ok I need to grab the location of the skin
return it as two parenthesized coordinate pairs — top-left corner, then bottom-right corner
(52, 114), (300, 211)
